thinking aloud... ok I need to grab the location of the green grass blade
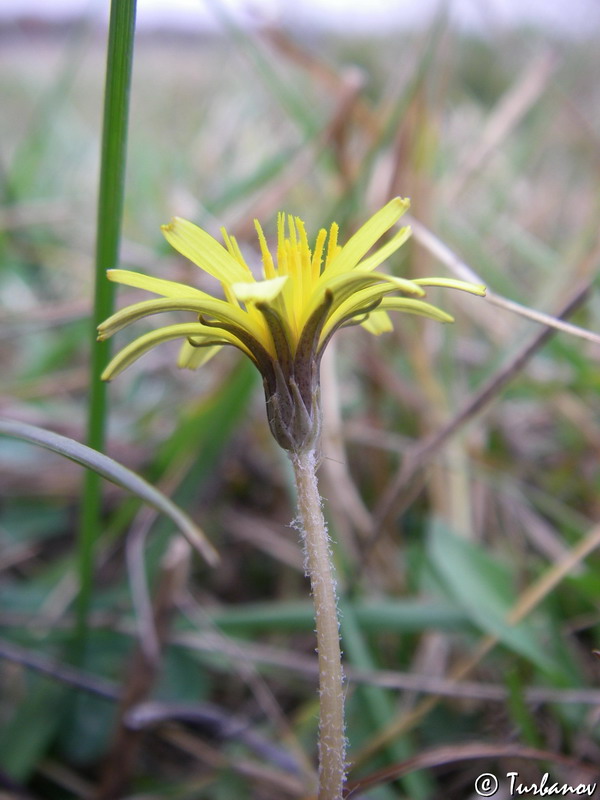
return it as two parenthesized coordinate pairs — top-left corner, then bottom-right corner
(0, 675), (66, 781)
(427, 520), (563, 676)
(340, 600), (429, 800)
(81, 0), (137, 638)
(0, 418), (217, 565)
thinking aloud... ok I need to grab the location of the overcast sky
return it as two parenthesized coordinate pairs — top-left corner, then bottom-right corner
(1, 0), (598, 35)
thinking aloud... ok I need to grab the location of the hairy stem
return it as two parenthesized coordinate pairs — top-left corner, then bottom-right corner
(291, 448), (345, 800)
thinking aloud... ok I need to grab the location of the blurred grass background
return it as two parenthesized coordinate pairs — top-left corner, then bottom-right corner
(1, 5), (600, 798)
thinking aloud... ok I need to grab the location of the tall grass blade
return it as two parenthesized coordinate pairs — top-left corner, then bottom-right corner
(80, 0), (137, 638)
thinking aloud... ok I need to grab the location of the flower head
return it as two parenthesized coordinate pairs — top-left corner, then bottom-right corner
(99, 198), (485, 452)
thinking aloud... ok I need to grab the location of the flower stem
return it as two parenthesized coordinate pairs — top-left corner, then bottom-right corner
(291, 448), (345, 800)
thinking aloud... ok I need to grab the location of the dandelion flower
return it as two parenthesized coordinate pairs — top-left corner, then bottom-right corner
(99, 197), (485, 452)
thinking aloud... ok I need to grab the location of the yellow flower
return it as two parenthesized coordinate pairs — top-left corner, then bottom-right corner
(99, 197), (485, 452)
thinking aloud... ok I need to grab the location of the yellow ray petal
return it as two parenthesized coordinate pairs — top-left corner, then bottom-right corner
(231, 276), (288, 305)
(379, 297), (455, 323)
(414, 277), (487, 296)
(325, 197), (410, 277)
(97, 296), (264, 343)
(177, 341), (223, 369)
(107, 269), (210, 299)
(357, 225), (412, 272)
(360, 310), (393, 335)
(300, 270), (423, 337)
(161, 217), (252, 284)
(315, 277), (424, 339)
(101, 323), (246, 381)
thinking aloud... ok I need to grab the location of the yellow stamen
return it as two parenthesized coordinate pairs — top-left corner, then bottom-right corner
(325, 222), (339, 267)
(311, 228), (327, 281)
(295, 218), (313, 311)
(254, 219), (276, 280)
(276, 212), (286, 275)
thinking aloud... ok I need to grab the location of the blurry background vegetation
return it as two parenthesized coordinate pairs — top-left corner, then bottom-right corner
(1, 3), (600, 798)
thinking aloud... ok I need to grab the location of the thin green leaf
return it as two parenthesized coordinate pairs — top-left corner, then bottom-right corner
(81, 0), (137, 640)
(0, 418), (218, 566)
(0, 675), (66, 781)
(428, 520), (562, 676)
